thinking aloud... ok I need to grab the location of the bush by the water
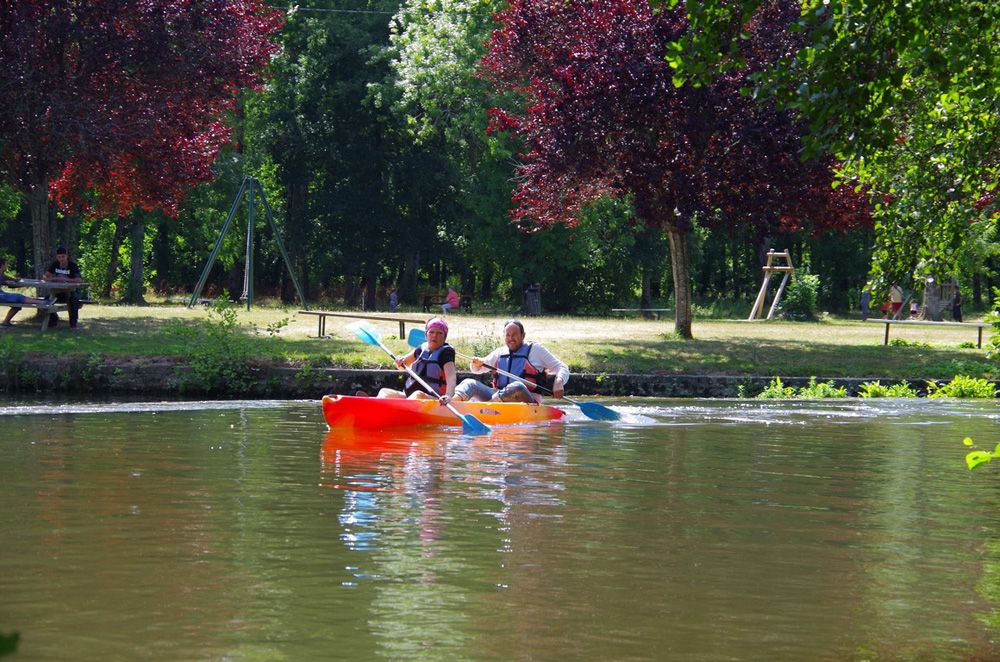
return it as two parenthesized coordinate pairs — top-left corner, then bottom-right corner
(927, 375), (997, 399)
(757, 376), (846, 399)
(168, 301), (287, 395)
(858, 380), (919, 398)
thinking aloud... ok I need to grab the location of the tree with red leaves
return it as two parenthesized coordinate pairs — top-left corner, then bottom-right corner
(0, 0), (281, 275)
(481, 0), (869, 337)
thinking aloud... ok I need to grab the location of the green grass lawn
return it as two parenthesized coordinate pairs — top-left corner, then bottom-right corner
(1, 301), (995, 380)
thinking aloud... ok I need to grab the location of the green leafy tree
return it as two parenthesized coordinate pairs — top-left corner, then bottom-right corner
(669, 0), (1000, 295)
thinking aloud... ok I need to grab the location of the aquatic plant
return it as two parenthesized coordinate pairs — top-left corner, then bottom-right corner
(797, 377), (848, 398)
(756, 377), (796, 399)
(926, 375), (997, 399)
(858, 380), (919, 398)
(757, 376), (846, 399)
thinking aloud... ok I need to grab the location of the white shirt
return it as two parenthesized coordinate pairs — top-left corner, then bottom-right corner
(472, 342), (570, 385)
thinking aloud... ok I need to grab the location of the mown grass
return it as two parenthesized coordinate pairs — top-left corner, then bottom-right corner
(0, 301), (995, 380)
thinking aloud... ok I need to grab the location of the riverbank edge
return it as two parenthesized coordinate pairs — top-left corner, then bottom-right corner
(0, 355), (945, 398)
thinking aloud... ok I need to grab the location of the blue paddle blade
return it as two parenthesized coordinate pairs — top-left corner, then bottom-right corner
(406, 327), (426, 348)
(348, 320), (381, 347)
(575, 400), (620, 421)
(458, 412), (491, 435)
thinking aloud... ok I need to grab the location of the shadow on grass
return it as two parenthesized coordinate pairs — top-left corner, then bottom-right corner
(578, 336), (996, 379)
(0, 314), (365, 362)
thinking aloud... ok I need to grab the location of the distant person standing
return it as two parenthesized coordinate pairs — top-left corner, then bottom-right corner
(952, 289), (963, 322)
(43, 246), (82, 328)
(389, 286), (398, 312)
(859, 288), (871, 321)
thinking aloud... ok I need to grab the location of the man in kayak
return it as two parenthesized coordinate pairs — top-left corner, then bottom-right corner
(376, 316), (458, 402)
(453, 319), (568, 404)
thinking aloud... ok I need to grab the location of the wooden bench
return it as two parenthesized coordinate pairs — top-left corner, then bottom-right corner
(866, 318), (991, 348)
(0, 300), (70, 331)
(612, 308), (671, 320)
(422, 294), (472, 312)
(298, 310), (428, 339)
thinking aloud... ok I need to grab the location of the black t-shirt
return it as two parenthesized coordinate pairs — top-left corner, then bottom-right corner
(46, 259), (81, 280)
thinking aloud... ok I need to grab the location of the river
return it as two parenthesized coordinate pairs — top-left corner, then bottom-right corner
(2, 398), (999, 660)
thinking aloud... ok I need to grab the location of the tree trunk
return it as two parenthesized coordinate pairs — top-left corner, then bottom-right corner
(102, 216), (129, 298)
(666, 224), (693, 339)
(62, 214), (80, 259)
(365, 276), (377, 312)
(400, 251), (419, 304)
(640, 268), (653, 319)
(28, 183), (51, 278)
(124, 214), (147, 305)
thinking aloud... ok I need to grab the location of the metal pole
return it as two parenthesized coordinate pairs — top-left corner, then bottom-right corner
(189, 177), (248, 307)
(255, 179), (309, 309)
(244, 177), (255, 310)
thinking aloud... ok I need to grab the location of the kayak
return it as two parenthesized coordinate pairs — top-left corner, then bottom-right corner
(322, 394), (565, 429)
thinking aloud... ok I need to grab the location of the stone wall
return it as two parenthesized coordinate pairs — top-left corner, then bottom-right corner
(0, 355), (924, 398)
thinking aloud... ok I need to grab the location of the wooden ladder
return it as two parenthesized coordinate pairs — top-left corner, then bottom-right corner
(748, 250), (794, 320)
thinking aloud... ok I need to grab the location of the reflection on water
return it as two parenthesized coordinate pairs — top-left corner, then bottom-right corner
(2, 398), (1000, 660)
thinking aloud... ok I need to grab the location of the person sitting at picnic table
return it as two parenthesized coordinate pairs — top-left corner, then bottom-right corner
(43, 246), (82, 328)
(0, 257), (53, 327)
(441, 286), (460, 314)
(375, 317), (457, 402)
(453, 319), (569, 404)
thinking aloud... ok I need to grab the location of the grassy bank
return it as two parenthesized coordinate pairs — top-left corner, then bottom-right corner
(0, 302), (995, 380)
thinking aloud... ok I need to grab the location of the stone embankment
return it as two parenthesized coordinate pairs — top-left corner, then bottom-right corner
(0, 355), (912, 398)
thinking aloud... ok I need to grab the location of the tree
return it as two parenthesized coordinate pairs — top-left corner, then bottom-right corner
(481, 0), (869, 337)
(668, 0), (1000, 293)
(0, 0), (281, 276)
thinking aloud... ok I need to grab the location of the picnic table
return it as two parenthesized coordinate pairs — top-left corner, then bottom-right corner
(866, 318), (991, 348)
(298, 310), (428, 339)
(1, 279), (88, 331)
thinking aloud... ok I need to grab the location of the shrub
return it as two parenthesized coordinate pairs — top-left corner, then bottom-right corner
(756, 376), (796, 398)
(780, 273), (820, 320)
(858, 380), (919, 398)
(757, 376), (847, 399)
(797, 377), (848, 398)
(171, 300), (259, 394)
(926, 375), (998, 399)
(888, 338), (931, 348)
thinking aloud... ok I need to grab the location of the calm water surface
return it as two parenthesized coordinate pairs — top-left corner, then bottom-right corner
(3, 397), (1000, 660)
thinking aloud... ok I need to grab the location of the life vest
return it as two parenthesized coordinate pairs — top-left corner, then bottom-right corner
(493, 343), (553, 392)
(404, 343), (451, 396)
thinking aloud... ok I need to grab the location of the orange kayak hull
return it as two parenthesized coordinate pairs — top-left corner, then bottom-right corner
(322, 394), (565, 429)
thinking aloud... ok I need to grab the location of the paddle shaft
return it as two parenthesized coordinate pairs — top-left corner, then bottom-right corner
(451, 348), (577, 400)
(371, 336), (476, 422)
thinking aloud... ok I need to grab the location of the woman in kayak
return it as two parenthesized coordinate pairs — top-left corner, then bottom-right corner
(377, 316), (458, 401)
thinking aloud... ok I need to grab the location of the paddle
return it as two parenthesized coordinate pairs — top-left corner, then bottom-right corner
(349, 321), (491, 435)
(407, 328), (619, 421)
